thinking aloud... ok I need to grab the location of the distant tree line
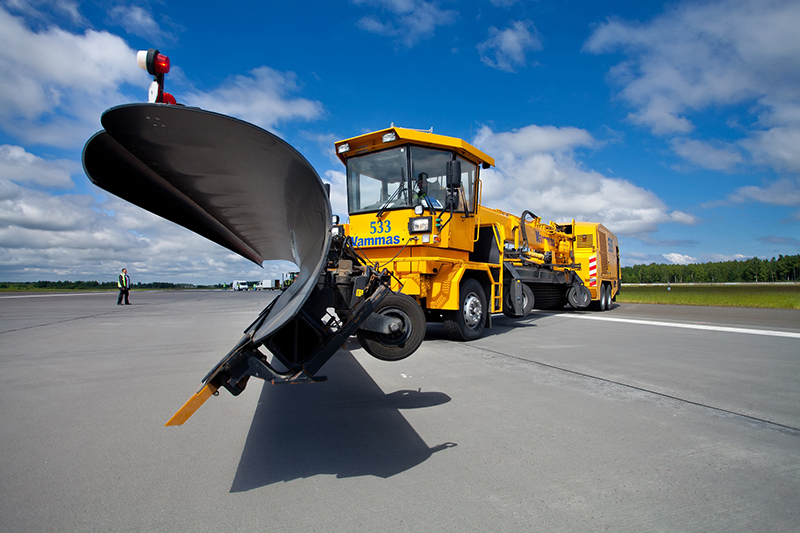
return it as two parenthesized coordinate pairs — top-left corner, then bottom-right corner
(4, 255), (798, 289)
(621, 254), (800, 284)
(0, 281), (227, 290)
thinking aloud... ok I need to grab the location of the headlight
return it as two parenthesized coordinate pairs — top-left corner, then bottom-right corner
(337, 143), (350, 154)
(331, 225), (344, 236)
(382, 132), (397, 143)
(407, 216), (432, 233)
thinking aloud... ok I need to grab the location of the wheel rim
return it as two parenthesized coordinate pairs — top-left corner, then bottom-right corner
(373, 307), (412, 346)
(463, 293), (483, 328)
(581, 286), (591, 307)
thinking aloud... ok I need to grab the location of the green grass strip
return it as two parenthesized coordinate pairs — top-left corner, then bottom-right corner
(618, 284), (800, 309)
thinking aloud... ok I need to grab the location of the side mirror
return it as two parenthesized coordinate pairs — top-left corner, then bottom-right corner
(446, 160), (461, 189)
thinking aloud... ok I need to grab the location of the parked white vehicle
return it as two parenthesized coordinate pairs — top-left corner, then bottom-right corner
(255, 279), (282, 290)
(232, 280), (248, 291)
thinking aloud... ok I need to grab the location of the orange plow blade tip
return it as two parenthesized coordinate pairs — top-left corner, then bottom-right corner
(164, 383), (218, 426)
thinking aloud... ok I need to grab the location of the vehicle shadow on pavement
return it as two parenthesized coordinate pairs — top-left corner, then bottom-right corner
(230, 350), (455, 492)
(422, 312), (548, 341)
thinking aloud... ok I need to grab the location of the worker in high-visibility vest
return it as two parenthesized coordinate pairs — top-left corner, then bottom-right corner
(117, 268), (131, 305)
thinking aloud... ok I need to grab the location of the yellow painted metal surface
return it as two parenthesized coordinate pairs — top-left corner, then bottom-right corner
(338, 127), (620, 313)
(164, 382), (218, 426)
(573, 221), (620, 299)
(336, 127), (495, 168)
(348, 209), (481, 255)
(348, 210), (415, 250)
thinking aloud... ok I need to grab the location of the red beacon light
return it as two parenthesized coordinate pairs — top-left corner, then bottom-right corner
(137, 49), (170, 74)
(137, 48), (176, 105)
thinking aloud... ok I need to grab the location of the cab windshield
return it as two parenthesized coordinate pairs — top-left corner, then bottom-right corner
(346, 146), (477, 215)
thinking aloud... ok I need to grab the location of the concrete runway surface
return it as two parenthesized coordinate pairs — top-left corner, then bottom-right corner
(1, 290), (798, 531)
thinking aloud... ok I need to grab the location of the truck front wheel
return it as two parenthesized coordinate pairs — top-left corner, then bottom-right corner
(443, 279), (486, 341)
(357, 293), (426, 361)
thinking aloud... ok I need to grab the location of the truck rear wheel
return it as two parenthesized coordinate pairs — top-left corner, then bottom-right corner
(603, 284), (613, 310)
(443, 279), (486, 341)
(357, 293), (426, 361)
(590, 284), (606, 311)
(502, 283), (534, 317)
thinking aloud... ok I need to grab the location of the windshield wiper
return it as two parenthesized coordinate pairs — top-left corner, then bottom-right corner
(376, 168), (406, 218)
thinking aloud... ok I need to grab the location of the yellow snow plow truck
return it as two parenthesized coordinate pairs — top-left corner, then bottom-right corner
(335, 127), (620, 348)
(82, 49), (619, 424)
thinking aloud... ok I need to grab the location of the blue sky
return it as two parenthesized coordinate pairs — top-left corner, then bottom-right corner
(1, 0), (798, 285)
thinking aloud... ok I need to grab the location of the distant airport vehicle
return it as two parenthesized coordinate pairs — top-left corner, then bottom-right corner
(82, 49), (619, 425)
(253, 280), (280, 291)
(282, 271), (299, 289)
(232, 280), (249, 291)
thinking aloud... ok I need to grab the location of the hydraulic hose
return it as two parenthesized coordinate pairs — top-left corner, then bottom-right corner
(519, 210), (538, 250)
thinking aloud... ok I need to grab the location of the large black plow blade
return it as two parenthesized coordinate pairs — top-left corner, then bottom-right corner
(83, 104), (424, 425)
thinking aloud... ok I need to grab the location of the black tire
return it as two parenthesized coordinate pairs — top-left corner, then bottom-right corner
(590, 284), (612, 311)
(592, 284), (608, 311)
(357, 293), (426, 361)
(567, 285), (591, 309)
(603, 284), (613, 310)
(443, 278), (486, 341)
(502, 283), (534, 317)
(521, 284), (534, 315)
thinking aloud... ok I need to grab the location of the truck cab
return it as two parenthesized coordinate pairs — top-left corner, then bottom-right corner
(336, 127), (504, 340)
(337, 127), (492, 255)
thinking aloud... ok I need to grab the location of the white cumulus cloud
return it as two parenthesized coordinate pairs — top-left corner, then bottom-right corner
(353, 0), (456, 47)
(473, 124), (696, 236)
(727, 178), (800, 206)
(184, 67), (324, 131)
(584, 0), (800, 174)
(478, 20), (542, 72)
(741, 125), (800, 173)
(700, 253), (750, 262)
(107, 5), (174, 43)
(0, 180), (273, 283)
(0, 145), (77, 188)
(663, 252), (697, 265)
(669, 138), (743, 171)
(0, 6), (141, 148)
